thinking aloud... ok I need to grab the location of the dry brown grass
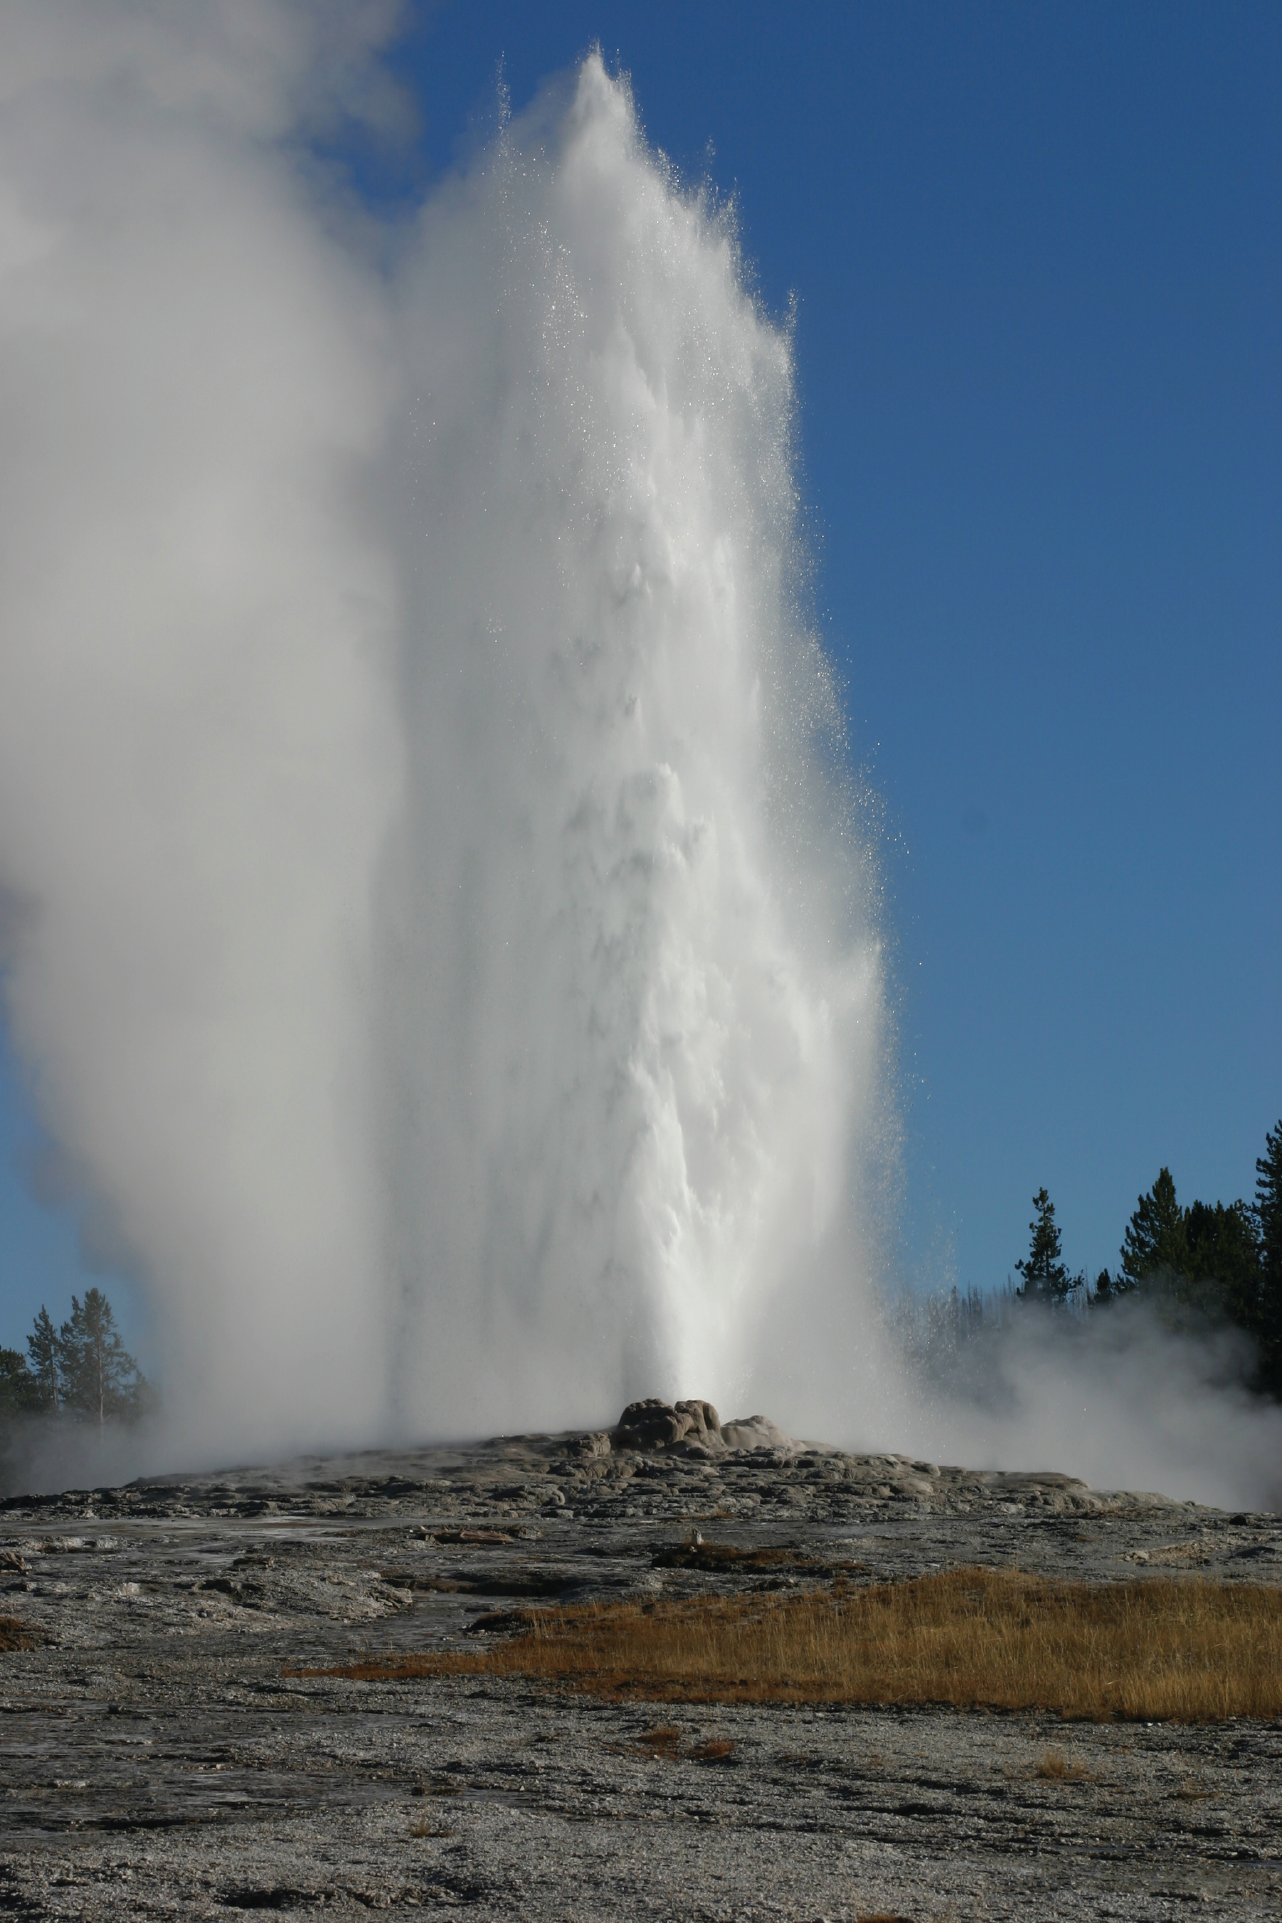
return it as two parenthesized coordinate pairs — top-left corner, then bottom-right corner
(635, 1721), (682, 1757)
(0, 1616), (40, 1651)
(630, 1724), (737, 1762)
(1033, 1746), (1091, 1780)
(294, 1566), (1281, 1724)
(407, 1815), (455, 1838)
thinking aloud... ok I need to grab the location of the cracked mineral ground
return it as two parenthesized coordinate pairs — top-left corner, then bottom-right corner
(0, 1404), (1278, 1921)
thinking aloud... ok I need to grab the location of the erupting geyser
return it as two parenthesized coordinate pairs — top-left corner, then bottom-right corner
(377, 61), (889, 1436)
(0, 33), (891, 1459)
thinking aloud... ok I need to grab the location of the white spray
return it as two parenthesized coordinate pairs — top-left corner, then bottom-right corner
(374, 62), (890, 1437)
(0, 14), (892, 1458)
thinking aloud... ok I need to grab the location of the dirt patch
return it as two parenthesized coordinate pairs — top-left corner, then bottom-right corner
(651, 1535), (861, 1578)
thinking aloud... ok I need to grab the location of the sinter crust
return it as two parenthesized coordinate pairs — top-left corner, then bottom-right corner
(0, 1400), (1278, 1920)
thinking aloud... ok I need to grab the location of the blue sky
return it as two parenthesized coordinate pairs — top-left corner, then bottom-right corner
(1, 0), (1277, 1358)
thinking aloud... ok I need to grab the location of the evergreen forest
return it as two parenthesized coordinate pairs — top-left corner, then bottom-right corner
(0, 1287), (150, 1431)
(898, 1122), (1280, 1402)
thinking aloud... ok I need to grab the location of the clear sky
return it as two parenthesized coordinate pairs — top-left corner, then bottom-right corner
(0, 0), (1278, 1361)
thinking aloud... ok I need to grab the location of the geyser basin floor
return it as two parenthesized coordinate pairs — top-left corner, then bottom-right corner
(0, 1431), (1278, 1921)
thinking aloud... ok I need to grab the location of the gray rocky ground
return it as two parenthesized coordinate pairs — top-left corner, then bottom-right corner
(0, 1404), (1278, 1920)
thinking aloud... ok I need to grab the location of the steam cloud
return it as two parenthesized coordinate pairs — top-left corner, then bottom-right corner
(0, 6), (1275, 1509)
(907, 1301), (1281, 1514)
(0, 7), (891, 1459)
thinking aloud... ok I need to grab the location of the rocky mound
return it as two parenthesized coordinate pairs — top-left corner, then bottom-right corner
(611, 1398), (792, 1456)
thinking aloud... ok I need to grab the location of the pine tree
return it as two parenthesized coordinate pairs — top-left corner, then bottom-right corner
(26, 1306), (61, 1412)
(1184, 1197), (1260, 1323)
(57, 1289), (141, 1425)
(1251, 1120), (1281, 1397)
(0, 1348), (43, 1418)
(1119, 1167), (1188, 1291)
(1015, 1189), (1081, 1305)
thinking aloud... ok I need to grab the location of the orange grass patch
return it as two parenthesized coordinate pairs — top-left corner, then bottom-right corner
(293, 1566), (1281, 1723)
(0, 1616), (41, 1652)
(631, 1724), (737, 1762)
(1033, 1746), (1092, 1781)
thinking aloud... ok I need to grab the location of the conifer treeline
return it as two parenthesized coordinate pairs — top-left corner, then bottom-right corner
(959, 1120), (1281, 1398)
(0, 1288), (150, 1429)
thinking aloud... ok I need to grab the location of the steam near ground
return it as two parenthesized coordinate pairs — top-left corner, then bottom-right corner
(902, 1298), (1280, 1514)
(0, 5), (1275, 1509)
